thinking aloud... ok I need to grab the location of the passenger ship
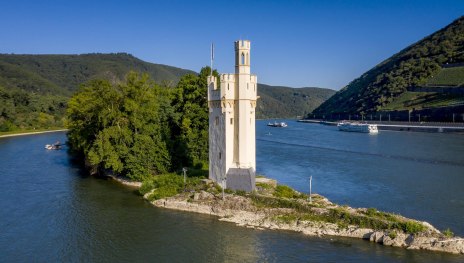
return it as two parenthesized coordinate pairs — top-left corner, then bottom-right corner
(337, 121), (378, 133)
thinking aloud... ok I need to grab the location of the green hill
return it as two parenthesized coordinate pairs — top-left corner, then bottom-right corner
(0, 53), (194, 95)
(0, 53), (195, 132)
(0, 53), (334, 132)
(312, 16), (464, 116)
(257, 84), (335, 119)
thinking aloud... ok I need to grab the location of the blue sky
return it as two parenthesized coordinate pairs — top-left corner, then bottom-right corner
(1, 0), (463, 90)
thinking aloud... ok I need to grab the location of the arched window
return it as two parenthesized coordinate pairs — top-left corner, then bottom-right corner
(246, 53), (249, 65)
(227, 83), (229, 90)
(241, 52), (245, 65)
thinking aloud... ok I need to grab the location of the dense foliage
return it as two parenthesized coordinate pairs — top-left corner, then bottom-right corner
(257, 84), (334, 119)
(0, 53), (195, 133)
(67, 69), (214, 180)
(0, 53), (194, 95)
(0, 85), (67, 131)
(313, 16), (464, 115)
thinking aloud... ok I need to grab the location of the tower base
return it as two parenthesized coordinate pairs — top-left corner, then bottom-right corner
(226, 168), (255, 192)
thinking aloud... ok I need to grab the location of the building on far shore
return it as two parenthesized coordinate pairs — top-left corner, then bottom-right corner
(207, 40), (258, 192)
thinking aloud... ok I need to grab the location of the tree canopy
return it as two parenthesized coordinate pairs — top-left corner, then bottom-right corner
(66, 68), (215, 180)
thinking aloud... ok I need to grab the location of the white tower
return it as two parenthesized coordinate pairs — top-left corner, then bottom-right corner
(207, 40), (258, 192)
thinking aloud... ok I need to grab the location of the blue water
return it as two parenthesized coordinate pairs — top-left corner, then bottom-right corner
(0, 126), (463, 262)
(257, 120), (464, 236)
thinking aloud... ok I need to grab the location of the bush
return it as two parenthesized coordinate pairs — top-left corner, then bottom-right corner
(149, 185), (180, 200)
(274, 185), (299, 199)
(140, 173), (204, 200)
(388, 231), (397, 239)
(443, 228), (454, 238)
(400, 221), (426, 234)
(365, 208), (378, 216)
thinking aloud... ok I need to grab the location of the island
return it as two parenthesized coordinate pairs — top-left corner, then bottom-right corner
(107, 173), (464, 255)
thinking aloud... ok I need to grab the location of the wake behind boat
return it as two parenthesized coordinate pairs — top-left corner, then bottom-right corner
(337, 121), (378, 133)
(267, 121), (288, 128)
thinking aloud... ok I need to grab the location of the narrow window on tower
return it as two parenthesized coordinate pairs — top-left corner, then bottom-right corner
(230, 118), (233, 125)
(241, 53), (245, 65)
(219, 152), (222, 160)
(247, 83), (249, 90)
(215, 116), (219, 126)
(246, 53), (249, 64)
(227, 83), (229, 90)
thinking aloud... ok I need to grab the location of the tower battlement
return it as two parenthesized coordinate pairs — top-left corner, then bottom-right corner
(234, 40), (250, 49)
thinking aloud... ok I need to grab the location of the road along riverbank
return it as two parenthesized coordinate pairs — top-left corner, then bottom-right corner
(298, 119), (464, 133)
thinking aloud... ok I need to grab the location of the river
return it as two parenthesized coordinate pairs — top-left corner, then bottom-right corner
(0, 122), (463, 262)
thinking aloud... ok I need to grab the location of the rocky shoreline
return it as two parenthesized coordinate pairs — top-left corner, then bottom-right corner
(146, 191), (464, 255)
(112, 175), (464, 255)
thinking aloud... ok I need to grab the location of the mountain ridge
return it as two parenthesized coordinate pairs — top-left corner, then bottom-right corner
(312, 16), (464, 116)
(0, 53), (334, 131)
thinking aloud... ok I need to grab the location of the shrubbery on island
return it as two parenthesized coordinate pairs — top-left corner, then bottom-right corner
(66, 68), (216, 181)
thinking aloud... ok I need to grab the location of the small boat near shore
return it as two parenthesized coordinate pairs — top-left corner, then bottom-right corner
(337, 121), (378, 133)
(267, 122), (288, 128)
(45, 141), (62, 150)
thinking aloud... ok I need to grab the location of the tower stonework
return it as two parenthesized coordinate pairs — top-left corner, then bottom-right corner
(207, 40), (257, 192)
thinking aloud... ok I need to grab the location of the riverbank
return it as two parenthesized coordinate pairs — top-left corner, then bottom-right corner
(0, 129), (68, 138)
(298, 119), (464, 133)
(109, 174), (464, 255)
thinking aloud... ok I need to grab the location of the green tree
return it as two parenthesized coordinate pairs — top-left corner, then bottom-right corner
(170, 67), (215, 168)
(67, 72), (171, 180)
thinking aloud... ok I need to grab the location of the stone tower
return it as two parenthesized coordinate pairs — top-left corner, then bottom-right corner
(207, 40), (258, 192)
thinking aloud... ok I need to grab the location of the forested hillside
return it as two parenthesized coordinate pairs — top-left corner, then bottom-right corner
(0, 53), (334, 132)
(257, 84), (334, 119)
(313, 16), (464, 116)
(0, 53), (194, 131)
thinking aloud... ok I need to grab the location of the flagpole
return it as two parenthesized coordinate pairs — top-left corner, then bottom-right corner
(210, 42), (214, 77)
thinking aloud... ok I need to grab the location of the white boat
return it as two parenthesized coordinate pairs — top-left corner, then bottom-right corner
(337, 121), (378, 133)
(267, 122), (288, 128)
(45, 141), (62, 150)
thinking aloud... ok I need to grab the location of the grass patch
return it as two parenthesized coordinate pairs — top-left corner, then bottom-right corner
(251, 194), (314, 213)
(388, 231), (398, 239)
(268, 203), (426, 234)
(427, 66), (464, 86)
(256, 182), (273, 190)
(443, 228), (454, 238)
(140, 173), (203, 201)
(395, 221), (427, 235)
(380, 91), (464, 111)
(273, 184), (303, 199)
